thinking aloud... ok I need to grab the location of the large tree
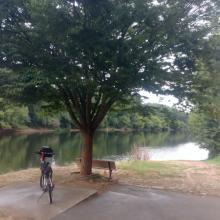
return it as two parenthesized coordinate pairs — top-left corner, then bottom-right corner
(0, 0), (218, 175)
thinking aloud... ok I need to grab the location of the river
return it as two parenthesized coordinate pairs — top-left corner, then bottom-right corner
(0, 131), (209, 174)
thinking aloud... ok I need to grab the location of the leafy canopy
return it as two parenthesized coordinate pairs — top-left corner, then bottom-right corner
(189, 35), (220, 156)
(0, 0), (218, 132)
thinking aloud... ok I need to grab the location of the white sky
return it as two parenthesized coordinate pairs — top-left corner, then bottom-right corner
(139, 91), (179, 107)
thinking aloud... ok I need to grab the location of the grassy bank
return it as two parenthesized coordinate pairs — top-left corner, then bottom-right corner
(207, 155), (220, 165)
(118, 160), (184, 177)
(116, 160), (220, 196)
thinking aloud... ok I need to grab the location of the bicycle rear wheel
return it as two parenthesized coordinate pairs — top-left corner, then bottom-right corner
(47, 178), (53, 204)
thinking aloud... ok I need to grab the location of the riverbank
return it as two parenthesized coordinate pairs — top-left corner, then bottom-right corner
(0, 160), (220, 197)
(0, 128), (54, 135)
(0, 127), (175, 135)
(0, 127), (136, 137)
(117, 160), (220, 196)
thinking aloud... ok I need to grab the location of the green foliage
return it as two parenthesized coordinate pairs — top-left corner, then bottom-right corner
(0, 96), (189, 131)
(0, 99), (74, 129)
(0, 83), (189, 130)
(189, 35), (220, 157)
(0, 0), (218, 133)
(59, 113), (74, 129)
(101, 101), (189, 132)
(0, 98), (29, 128)
(189, 111), (220, 158)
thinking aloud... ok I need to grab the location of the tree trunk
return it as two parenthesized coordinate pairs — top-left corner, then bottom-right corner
(80, 130), (93, 176)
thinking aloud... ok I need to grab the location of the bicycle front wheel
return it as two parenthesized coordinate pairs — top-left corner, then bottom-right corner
(40, 175), (44, 190)
(47, 178), (53, 204)
(49, 187), (53, 204)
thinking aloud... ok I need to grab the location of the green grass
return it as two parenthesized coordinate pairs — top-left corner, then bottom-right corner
(207, 155), (220, 165)
(117, 160), (183, 177)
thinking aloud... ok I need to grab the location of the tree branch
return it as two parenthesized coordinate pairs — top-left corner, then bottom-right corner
(92, 96), (117, 131)
(57, 85), (83, 129)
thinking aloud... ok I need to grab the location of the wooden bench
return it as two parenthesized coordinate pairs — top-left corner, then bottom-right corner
(75, 158), (116, 179)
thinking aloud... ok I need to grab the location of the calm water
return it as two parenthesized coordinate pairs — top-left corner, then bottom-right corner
(0, 131), (208, 174)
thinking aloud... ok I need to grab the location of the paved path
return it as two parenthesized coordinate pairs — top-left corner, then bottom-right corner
(0, 183), (96, 220)
(53, 184), (220, 220)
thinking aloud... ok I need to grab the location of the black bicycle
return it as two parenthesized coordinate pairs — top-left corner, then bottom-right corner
(35, 151), (54, 204)
(40, 161), (54, 204)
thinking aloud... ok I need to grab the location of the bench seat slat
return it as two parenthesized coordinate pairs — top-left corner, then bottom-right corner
(92, 160), (116, 169)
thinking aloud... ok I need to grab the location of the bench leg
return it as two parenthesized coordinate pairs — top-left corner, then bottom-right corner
(107, 161), (112, 180)
(109, 169), (112, 179)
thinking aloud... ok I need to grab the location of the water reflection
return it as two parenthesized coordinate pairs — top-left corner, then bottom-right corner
(0, 131), (205, 174)
(136, 143), (209, 161)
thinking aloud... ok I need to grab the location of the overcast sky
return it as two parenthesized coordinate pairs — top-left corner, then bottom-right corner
(139, 91), (179, 107)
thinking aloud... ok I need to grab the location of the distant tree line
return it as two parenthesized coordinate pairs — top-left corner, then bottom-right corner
(100, 103), (189, 132)
(0, 97), (189, 132)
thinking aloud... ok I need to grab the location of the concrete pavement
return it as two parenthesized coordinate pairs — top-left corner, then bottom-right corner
(0, 183), (96, 220)
(1, 183), (220, 220)
(53, 184), (220, 220)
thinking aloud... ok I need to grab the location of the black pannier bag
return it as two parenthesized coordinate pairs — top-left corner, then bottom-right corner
(39, 146), (54, 158)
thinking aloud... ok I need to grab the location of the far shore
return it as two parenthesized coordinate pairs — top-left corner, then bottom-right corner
(0, 128), (54, 135)
(0, 127), (152, 135)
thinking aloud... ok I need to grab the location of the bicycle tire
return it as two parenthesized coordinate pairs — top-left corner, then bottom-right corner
(49, 186), (53, 204)
(40, 175), (44, 190)
(47, 178), (53, 204)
